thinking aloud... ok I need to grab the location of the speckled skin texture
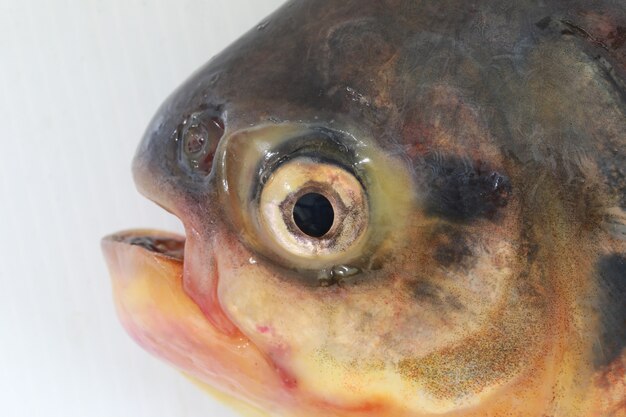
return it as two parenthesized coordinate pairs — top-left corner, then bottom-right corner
(103, 1), (626, 416)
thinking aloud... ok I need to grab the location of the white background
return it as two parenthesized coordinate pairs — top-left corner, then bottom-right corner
(0, 1), (284, 416)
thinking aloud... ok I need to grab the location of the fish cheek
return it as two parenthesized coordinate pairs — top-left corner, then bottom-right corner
(395, 217), (557, 402)
(213, 218), (551, 412)
(427, 224), (477, 271)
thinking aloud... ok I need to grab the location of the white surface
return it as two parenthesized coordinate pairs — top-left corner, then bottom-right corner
(0, 1), (284, 416)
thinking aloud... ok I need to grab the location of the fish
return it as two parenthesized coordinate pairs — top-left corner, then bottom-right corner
(102, 0), (626, 416)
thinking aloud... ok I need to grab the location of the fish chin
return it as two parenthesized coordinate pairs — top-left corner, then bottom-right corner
(100, 230), (291, 416)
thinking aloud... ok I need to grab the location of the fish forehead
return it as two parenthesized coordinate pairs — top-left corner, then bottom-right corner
(134, 0), (626, 287)
(140, 0), (626, 171)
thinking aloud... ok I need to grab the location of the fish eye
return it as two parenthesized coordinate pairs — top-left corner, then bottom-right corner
(180, 113), (224, 173)
(258, 157), (368, 261)
(221, 124), (415, 272)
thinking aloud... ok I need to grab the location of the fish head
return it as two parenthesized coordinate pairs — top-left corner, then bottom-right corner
(103, 1), (626, 416)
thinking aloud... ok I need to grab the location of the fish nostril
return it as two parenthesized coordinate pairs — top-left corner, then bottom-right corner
(292, 192), (335, 238)
(180, 113), (224, 174)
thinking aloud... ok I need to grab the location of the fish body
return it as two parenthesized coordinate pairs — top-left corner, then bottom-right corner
(103, 1), (626, 416)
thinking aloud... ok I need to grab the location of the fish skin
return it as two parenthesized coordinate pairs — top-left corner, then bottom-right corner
(103, 0), (626, 416)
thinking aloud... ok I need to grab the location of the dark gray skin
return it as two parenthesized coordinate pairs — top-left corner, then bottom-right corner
(106, 0), (626, 416)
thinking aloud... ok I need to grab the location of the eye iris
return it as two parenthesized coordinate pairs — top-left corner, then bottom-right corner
(257, 157), (368, 263)
(292, 193), (334, 238)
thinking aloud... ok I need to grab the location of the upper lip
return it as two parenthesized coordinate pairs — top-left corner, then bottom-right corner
(103, 230), (186, 261)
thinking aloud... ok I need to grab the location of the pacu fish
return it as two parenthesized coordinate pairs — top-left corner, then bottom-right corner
(102, 0), (626, 416)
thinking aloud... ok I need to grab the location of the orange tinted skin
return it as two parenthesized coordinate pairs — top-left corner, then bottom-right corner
(104, 0), (626, 415)
(102, 219), (625, 416)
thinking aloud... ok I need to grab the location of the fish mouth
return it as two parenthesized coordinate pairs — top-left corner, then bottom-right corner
(100, 229), (287, 416)
(103, 230), (186, 262)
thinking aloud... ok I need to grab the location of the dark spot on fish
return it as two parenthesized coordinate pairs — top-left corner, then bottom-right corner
(412, 281), (440, 302)
(535, 17), (552, 31)
(421, 155), (512, 222)
(600, 149), (626, 208)
(433, 229), (474, 268)
(593, 254), (626, 369)
(412, 281), (463, 311)
(609, 26), (626, 50)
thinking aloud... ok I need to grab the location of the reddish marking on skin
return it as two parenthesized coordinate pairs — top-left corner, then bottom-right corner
(579, 12), (620, 42)
(609, 26), (626, 50)
(274, 363), (298, 390)
(266, 344), (298, 390)
(598, 356), (625, 389)
(257, 325), (270, 334)
(328, 172), (341, 184)
(401, 121), (433, 158)
(594, 356), (626, 415)
(577, 11), (626, 69)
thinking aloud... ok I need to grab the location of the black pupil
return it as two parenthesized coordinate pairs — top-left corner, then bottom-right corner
(292, 193), (334, 238)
